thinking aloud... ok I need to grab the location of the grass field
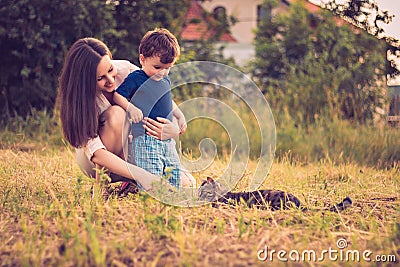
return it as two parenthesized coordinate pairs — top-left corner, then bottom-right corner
(0, 143), (399, 266)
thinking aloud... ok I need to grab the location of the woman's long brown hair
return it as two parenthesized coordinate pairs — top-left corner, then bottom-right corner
(58, 38), (112, 148)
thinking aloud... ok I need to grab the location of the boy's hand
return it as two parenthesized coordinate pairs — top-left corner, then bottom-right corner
(127, 103), (143, 123)
(172, 102), (186, 135)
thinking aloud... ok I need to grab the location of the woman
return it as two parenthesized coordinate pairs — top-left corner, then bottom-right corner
(58, 37), (193, 191)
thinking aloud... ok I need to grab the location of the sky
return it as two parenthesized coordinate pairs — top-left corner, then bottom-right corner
(369, 0), (400, 85)
(309, 0), (400, 39)
(375, 0), (400, 40)
(310, 0), (400, 84)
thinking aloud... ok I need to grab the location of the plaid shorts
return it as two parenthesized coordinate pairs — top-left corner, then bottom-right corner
(132, 135), (181, 188)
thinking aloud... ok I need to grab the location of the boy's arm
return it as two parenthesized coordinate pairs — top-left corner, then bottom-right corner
(172, 100), (187, 135)
(113, 91), (143, 123)
(113, 91), (129, 111)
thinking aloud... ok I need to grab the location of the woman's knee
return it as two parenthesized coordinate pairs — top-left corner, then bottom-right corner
(101, 105), (125, 131)
(99, 105), (126, 155)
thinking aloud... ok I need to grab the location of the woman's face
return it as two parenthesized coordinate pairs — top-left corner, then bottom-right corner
(96, 55), (117, 93)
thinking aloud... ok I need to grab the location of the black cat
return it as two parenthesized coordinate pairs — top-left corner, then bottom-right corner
(198, 177), (352, 212)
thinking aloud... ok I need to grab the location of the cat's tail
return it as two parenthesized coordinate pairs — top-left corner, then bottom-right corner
(328, 196), (353, 212)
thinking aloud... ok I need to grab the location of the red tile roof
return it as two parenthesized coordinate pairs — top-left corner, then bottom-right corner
(180, 0), (237, 42)
(290, 0), (359, 31)
(303, 0), (320, 13)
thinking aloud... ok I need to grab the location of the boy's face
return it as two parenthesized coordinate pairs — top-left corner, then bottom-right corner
(140, 55), (175, 81)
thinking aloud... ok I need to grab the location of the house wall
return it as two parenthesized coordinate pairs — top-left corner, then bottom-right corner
(201, 0), (263, 44)
(200, 0), (291, 65)
(201, 0), (291, 44)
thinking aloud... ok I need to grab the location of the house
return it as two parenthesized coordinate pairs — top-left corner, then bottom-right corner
(180, 0), (237, 43)
(195, 0), (336, 65)
(182, 0), (400, 122)
(180, 0), (329, 64)
(197, 0), (264, 65)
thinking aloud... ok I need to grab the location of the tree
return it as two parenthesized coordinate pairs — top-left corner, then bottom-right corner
(252, 0), (286, 91)
(0, 0), (232, 117)
(251, 0), (387, 124)
(106, 0), (191, 65)
(0, 0), (193, 117)
(0, 0), (116, 116)
(323, 0), (399, 78)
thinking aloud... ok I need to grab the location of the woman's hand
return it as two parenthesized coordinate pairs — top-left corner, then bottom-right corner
(142, 117), (179, 140)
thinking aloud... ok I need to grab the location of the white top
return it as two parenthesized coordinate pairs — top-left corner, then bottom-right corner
(80, 60), (139, 161)
(114, 59), (139, 87)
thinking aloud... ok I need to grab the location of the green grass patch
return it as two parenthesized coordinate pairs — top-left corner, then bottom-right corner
(0, 148), (398, 266)
(1, 108), (399, 265)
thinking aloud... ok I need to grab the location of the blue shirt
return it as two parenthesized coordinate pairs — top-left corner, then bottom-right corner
(116, 69), (173, 137)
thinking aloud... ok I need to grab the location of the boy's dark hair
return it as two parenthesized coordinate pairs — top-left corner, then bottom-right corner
(139, 28), (180, 64)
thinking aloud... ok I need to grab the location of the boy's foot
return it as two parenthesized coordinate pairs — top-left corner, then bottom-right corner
(118, 181), (140, 197)
(91, 184), (111, 200)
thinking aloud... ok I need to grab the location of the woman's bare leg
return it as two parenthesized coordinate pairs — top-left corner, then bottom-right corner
(98, 105), (127, 158)
(99, 105), (196, 187)
(98, 105), (132, 183)
(91, 106), (127, 197)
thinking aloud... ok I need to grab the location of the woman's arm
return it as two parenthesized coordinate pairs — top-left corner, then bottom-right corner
(91, 148), (160, 190)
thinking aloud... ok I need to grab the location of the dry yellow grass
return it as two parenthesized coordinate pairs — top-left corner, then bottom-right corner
(0, 147), (399, 266)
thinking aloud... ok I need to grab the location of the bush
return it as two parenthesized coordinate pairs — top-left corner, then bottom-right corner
(275, 116), (400, 168)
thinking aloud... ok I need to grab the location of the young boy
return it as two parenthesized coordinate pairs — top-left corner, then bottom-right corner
(113, 28), (186, 188)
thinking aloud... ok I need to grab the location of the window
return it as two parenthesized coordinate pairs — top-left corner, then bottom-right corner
(257, 4), (272, 24)
(213, 6), (227, 22)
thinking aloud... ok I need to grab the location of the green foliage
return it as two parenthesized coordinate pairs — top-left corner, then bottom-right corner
(2, 105), (398, 169)
(251, 0), (388, 124)
(106, 0), (191, 64)
(0, 0), (116, 116)
(324, 0), (399, 78)
(177, 97), (262, 160)
(0, 0), (194, 117)
(275, 116), (400, 168)
(0, 0), (238, 118)
(0, 108), (62, 148)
